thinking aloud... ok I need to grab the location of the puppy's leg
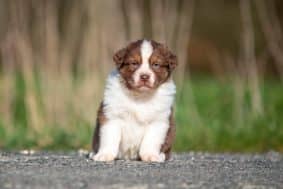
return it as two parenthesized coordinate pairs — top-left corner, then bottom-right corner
(160, 109), (176, 160)
(93, 120), (122, 162)
(139, 121), (169, 162)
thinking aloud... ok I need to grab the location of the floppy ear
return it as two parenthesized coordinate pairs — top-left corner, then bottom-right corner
(167, 52), (177, 70)
(113, 48), (127, 69)
(162, 46), (177, 71)
(153, 41), (178, 71)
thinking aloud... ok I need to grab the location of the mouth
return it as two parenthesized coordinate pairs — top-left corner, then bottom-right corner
(136, 81), (153, 90)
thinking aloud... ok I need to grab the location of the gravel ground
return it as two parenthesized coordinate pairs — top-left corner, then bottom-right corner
(0, 151), (282, 189)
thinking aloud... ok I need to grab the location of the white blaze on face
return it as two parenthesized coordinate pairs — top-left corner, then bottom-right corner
(133, 40), (155, 87)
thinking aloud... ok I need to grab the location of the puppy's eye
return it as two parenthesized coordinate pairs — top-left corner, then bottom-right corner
(129, 61), (139, 69)
(152, 62), (161, 69)
(131, 61), (139, 66)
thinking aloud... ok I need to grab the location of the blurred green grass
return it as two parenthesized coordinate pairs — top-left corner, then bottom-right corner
(0, 75), (283, 152)
(175, 77), (283, 152)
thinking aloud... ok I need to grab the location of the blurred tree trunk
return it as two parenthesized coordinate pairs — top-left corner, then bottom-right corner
(255, 0), (283, 81)
(240, 0), (263, 115)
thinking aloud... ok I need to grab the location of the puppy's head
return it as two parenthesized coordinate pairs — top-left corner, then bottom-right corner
(113, 39), (177, 92)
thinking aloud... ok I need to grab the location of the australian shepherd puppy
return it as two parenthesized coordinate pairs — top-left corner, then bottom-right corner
(92, 39), (177, 162)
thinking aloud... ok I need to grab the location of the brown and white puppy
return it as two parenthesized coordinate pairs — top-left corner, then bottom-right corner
(92, 39), (177, 162)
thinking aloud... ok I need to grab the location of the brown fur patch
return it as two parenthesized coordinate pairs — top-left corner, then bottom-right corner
(92, 103), (176, 160)
(92, 102), (107, 153)
(113, 39), (177, 91)
(151, 40), (177, 72)
(161, 108), (176, 160)
(113, 40), (143, 90)
(94, 40), (177, 161)
(149, 41), (177, 88)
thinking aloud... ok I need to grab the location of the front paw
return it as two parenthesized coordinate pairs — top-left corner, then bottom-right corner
(140, 152), (165, 162)
(92, 152), (116, 162)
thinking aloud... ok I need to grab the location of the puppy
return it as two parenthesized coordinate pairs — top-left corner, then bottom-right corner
(92, 39), (177, 162)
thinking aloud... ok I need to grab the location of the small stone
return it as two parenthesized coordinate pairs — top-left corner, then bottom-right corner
(78, 149), (89, 156)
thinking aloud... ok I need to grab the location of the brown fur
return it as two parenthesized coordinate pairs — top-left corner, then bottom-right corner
(113, 40), (143, 90)
(113, 39), (177, 91)
(93, 105), (176, 160)
(92, 105), (176, 160)
(93, 39), (177, 160)
(160, 108), (176, 160)
(151, 40), (177, 71)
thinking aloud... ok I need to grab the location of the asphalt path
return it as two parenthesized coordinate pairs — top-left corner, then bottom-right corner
(0, 151), (282, 189)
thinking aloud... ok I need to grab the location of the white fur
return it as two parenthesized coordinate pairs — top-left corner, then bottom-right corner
(133, 40), (155, 87)
(93, 69), (176, 162)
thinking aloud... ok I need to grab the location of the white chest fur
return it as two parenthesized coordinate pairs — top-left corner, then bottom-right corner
(101, 70), (176, 159)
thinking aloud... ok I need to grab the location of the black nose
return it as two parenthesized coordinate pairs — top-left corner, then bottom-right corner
(140, 74), (150, 81)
